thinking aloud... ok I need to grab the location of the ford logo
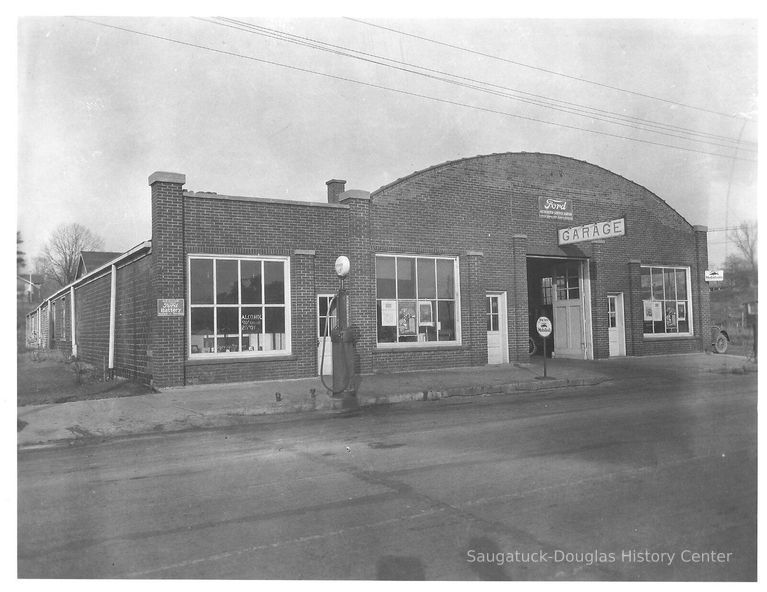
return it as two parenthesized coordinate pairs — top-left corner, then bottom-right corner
(544, 198), (569, 210)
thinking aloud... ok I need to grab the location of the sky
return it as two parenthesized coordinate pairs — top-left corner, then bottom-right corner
(15, 13), (759, 270)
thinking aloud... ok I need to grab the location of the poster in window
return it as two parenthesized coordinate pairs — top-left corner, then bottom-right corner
(677, 302), (686, 321)
(418, 301), (433, 326)
(643, 300), (654, 321)
(652, 301), (663, 321)
(665, 305), (677, 329)
(381, 300), (397, 326)
(399, 300), (417, 336)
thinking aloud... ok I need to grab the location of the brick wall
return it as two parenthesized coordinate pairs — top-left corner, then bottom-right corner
(156, 189), (351, 386)
(370, 152), (708, 364)
(115, 256), (152, 383)
(75, 273), (111, 371)
(51, 294), (72, 357)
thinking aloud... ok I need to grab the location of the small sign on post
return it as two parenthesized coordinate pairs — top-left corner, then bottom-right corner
(705, 270), (724, 282)
(536, 316), (553, 379)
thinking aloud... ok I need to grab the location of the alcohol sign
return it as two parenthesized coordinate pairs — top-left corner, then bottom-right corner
(536, 316), (552, 337)
(558, 218), (626, 245)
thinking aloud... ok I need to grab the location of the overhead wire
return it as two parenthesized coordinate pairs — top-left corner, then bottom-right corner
(70, 17), (757, 163)
(345, 17), (749, 121)
(206, 17), (755, 153)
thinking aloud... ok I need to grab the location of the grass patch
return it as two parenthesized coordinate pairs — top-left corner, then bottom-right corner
(17, 351), (154, 407)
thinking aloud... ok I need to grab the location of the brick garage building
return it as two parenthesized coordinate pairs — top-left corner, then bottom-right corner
(26, 152), (711, 387)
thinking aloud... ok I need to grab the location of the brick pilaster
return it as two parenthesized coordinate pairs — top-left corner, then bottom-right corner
(590, 240), (609, 359)
(148, 171), (186, 387)
(510, 234), (529, 361)
(462, 251), (485, 366)
(341, 192), (374, 374)
(626, 259), (643, 356)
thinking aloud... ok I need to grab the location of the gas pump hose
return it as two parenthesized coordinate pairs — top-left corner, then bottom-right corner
(319, 295), (355, 395)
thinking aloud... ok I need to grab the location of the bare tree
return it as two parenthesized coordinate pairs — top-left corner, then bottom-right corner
(729, 221), (757, 276)
(39, 223), (104, 287)
(17, 231), (25, 272)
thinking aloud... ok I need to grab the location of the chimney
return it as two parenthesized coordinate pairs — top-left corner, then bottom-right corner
(326, 179), (346, 204)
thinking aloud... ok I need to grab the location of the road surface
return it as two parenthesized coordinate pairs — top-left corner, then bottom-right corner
(18, 369), (757, 580)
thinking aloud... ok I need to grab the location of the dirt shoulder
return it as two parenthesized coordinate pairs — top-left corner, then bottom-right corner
(17, 351), (154, 407)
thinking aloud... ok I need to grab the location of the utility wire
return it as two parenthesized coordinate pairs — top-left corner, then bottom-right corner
(71, 17), (757, 163)
(208, 17), (754, 152)
(346, 17), (748, 121)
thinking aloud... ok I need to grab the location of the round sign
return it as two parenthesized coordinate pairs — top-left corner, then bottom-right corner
(334, 255), (351, 278)
(536, 316), (552, 337)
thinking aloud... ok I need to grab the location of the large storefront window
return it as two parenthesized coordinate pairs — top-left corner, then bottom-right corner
(640, 265), (692, 336)
(376, 255), (460, 344)
(189, 256), (290, 356)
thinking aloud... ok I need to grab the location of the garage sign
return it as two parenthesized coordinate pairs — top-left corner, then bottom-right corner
(558, 218), (626, 245)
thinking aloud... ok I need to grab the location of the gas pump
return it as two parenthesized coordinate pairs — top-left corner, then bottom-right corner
(320, 255), (358, 397)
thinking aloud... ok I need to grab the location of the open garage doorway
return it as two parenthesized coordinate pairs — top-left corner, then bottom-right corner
(527, 256), (593, 360)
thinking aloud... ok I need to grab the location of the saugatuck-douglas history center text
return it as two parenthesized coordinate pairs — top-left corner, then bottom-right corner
(465, 548), (734, 567)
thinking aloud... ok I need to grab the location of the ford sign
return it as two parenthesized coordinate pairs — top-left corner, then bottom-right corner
(538, 196), (573, 220)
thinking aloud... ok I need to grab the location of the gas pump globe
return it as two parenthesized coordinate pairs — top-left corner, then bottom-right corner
(334, 255), (350, 278)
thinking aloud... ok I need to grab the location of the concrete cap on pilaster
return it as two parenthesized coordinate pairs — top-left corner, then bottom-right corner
(339, 189), (371, 202)
(148, 172), (186, 186)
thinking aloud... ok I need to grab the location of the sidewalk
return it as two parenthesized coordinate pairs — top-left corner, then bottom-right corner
(17, 353), (755, 448)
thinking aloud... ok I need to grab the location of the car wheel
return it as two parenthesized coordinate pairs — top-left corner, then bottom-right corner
(714, 333), (728, 354)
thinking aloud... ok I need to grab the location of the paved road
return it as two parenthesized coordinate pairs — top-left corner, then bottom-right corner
(18, 369), (757, 580)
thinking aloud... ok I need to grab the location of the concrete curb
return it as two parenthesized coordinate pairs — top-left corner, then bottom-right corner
(358, 376), (608, 407)
(18, 375), (609, 449)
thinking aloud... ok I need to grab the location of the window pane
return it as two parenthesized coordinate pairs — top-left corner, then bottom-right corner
(265, 307), (285, 334)
(567, 267), (579, 289)
(241, 306), (263, 352)
(264, 261), (285, 304)
(376, 301), (397, 343)
(438, 301), (456, 341)
(190, 259), (214, 304)
(190, 308), (214, 354)
(664, 269), (676, 300)
(241, 260), (262, 304)
(398, 300), (417, 340)
(241, 306), (262, 334)
(675, 269), (687, 299)
(664, 302), (678, 332)
(640, 268), (651, 300)
(437, 259), (454, 299)
(398, 258), (416, 299)
(219, 335), (239, 353)
(216, 260), (239, 304)
(217, 307), (239, 335)
(651, 269), (664, 300)
(417, 258), (436, 299)
(376, 257), (396, 299)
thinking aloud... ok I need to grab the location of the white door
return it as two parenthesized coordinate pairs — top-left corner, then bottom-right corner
(608, 293), (626, 356)
(486, 292), (509, 364)
(317, 294), (337, 375)
(552, 262), (584, 359)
